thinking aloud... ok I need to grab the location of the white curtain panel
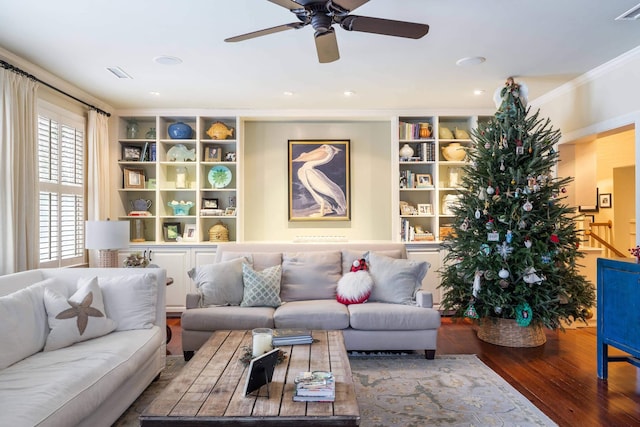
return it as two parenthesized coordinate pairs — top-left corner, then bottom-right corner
(0, 68), (39, 275)
(87, 109), (110, 221)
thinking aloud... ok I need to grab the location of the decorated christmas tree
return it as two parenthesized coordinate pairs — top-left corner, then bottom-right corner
(439, 78), (595, 343)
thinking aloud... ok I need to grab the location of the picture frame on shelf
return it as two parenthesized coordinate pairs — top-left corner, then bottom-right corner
(182, 224), (197, 241)
(599, 193), (612, 208)
(225, 151), (236, 162)
(417, 203), (433, 215)
(204, 146), (222, 162)
(123, 168), (145, 189)
(202, 198), (218, 209)
(122, 145), (142, 161)
(163, 222), (181, 242)
(288, 139), (350, 221)
(416, 174), (433, 188)
(225, 207), (236, 216)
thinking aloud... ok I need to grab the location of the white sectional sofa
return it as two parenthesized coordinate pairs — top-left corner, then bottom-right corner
(0, 267), (166, 427)
(181, 242), (441, 361)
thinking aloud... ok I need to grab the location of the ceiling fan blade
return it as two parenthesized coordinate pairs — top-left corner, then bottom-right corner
(225, 22), (305, 43)
(315, 30), (340, 63)
(340, 15), (429, 39)
(268, 0), (304, 10)
(332, 0), (369, 12)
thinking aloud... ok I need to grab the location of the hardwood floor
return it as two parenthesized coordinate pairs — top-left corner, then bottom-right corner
(164, 317), (640, 426)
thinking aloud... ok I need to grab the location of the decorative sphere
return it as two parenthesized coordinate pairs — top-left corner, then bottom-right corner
(168, 122), (193, 139)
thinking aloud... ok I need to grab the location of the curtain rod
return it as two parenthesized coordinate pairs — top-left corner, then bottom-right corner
(1, 59), (111, 117)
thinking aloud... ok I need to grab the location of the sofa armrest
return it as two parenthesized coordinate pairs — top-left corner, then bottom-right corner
(186, 293), (201, 309)
(416, 290), (433, 308)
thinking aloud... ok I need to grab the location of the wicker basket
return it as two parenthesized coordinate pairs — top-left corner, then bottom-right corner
(477, 317), (546, 347)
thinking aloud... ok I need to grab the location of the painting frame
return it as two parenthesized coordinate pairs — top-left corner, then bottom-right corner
(599, 193), (612, 208)
(204, 146), (222, 162)
(201, 198), (218, 209)
(123, 168), (145, 189)
(288, 139), (350, 221)
(162, 222), (181, 242)
(182, 223), (197, 241)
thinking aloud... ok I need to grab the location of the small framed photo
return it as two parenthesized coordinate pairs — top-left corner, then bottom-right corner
(416, 174), (433, 188)
(202, 198), (219, 209)
(182, 224), (197, 241)
(122, 145), (142, 161)
(163, 222), (181, 242)
(417, 203), (433, 215)
(124, 168), (145, 188)
(225, 207), (236, 216)
(599, 193), (612, 208)
(204, 146), (222, 162)
(225, 151), (236, 162)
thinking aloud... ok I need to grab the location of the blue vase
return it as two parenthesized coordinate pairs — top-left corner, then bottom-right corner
(168, 122), (193, 139)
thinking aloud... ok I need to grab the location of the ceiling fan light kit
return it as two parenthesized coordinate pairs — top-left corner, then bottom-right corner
(225, 0), (429, 63)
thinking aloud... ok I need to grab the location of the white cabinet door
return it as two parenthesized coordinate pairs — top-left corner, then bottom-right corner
(146, 248), (191, 313)
(407, 250), (442, 307)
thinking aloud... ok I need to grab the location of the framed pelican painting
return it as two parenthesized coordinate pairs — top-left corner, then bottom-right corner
(288, 140), (350, 221)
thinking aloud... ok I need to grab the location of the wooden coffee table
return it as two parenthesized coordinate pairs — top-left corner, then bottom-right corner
(140, 330), (360, 426)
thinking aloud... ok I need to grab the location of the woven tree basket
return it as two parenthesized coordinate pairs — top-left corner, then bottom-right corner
(477, 317), (546, 347)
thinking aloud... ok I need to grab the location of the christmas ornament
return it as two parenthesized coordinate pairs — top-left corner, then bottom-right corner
(472, 271), (482, 297)
(550, 234), (560, 244)
(460, 217), (470, 231)
(464, 303), (479, 319)
(524, 238), (532, 248)
(495, 306), (503, 314)
(498, 268), (510, 279)
(522, 200), (533, 211)
(486, 185), (495, 195)
(499, 279), (509, 289)
(515, 302), (533, 326)
(475, 208), (481, 219)
(506, 230), (513, 243)
(500, 159), (505, 171)
(487, 232), (500, 242)
(523, 267), (544, 284)
(497, 241), (513, 259)
(480, 244), (491, 256)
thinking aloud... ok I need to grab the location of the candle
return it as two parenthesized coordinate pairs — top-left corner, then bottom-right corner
(252, 328), (273, 358)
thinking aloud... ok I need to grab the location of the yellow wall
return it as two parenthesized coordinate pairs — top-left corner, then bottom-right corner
(243, 120), (393, 241)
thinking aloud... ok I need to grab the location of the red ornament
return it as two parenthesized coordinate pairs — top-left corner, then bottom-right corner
(550, 234), (560, 244)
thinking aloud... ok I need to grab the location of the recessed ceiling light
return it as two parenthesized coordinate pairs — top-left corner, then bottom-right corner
(343, 90), (356, 97)
(473, 89), (485, 95)
(106, 66), (132, 79)
(149, 91), (160, 96)
(456, 56), (486, 66)
(153, 55), (183, 65)
(283, 91), (294, 96)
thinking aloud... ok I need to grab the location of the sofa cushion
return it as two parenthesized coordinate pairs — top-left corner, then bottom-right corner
(348, 302), (441, 330)
(336, 271), (373, 305)
(241, 264), (282, 307)
(274, 300), (350, 330)
(0, 278), (56, 369)
(98, 273), (157, 331)
(367, 252), (429, 305)
(220, 251), (282, 272)
(281, 251), (342, 301)
(180, 306), (275, 330)
(189, 257), (248, 307)
(341, 249), (403, 275)
(43, 277), (117, 351)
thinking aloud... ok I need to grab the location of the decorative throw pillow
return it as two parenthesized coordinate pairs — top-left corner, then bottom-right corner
(241, 264), (282, 307)
(98, 273), (157, 331)
(336, 271), (373, 305)
(188, 257), (249, 306)
(367, 252), (429, 305)
(43, 277), (116, 351)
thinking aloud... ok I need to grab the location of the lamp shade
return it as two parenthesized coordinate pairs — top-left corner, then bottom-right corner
(85, 220), (130, 250)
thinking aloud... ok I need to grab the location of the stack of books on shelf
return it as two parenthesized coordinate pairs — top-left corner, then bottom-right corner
(272, 329), (313, 346)
(293, 371), (335, 402)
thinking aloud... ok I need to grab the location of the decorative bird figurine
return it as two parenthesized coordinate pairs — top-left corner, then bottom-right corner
(292, 144), (347, 217)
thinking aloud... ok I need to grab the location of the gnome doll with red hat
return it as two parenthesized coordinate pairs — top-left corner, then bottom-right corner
(336, 258), (373, 305)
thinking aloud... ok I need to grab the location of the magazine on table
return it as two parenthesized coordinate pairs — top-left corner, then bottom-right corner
(272, 329), (313, 345)
(293, 371), (335, 401)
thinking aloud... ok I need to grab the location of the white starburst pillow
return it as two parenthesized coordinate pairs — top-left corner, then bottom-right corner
(336, 270), (373, 305)
(43, 277), (116, 351)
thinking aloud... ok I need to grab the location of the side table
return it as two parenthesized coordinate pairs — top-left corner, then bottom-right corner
(165, 277), (174, 344)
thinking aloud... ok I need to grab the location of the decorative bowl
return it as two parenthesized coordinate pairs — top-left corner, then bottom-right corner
(441, 142), (467, 161)
(168, 122), (193, 139)
(168, 201), (194, 216)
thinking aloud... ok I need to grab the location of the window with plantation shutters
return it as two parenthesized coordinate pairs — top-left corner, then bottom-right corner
(38, 104), (85, 267)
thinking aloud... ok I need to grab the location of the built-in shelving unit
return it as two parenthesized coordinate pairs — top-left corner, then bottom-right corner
(116, 115), (240, 244)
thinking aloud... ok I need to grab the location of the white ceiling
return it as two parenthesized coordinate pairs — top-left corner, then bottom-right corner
(1, 0), (640, 113)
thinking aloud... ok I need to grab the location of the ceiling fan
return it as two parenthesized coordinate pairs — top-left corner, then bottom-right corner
(225, 0), (429, 63)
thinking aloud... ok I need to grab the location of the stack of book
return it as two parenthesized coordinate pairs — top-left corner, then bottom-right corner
(272, 329), (313, 346)
(293, 371), (335, 402)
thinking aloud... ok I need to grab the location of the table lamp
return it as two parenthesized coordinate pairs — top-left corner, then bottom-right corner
(85, 220), (130, 267)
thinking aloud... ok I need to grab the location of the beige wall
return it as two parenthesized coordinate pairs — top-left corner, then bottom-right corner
(243, 120), (392, 241)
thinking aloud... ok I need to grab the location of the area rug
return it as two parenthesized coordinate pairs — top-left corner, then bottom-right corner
(114, 354), (557, 427)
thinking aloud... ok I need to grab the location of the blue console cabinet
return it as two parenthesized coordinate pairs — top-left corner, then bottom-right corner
(597, 258), (640, 379)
